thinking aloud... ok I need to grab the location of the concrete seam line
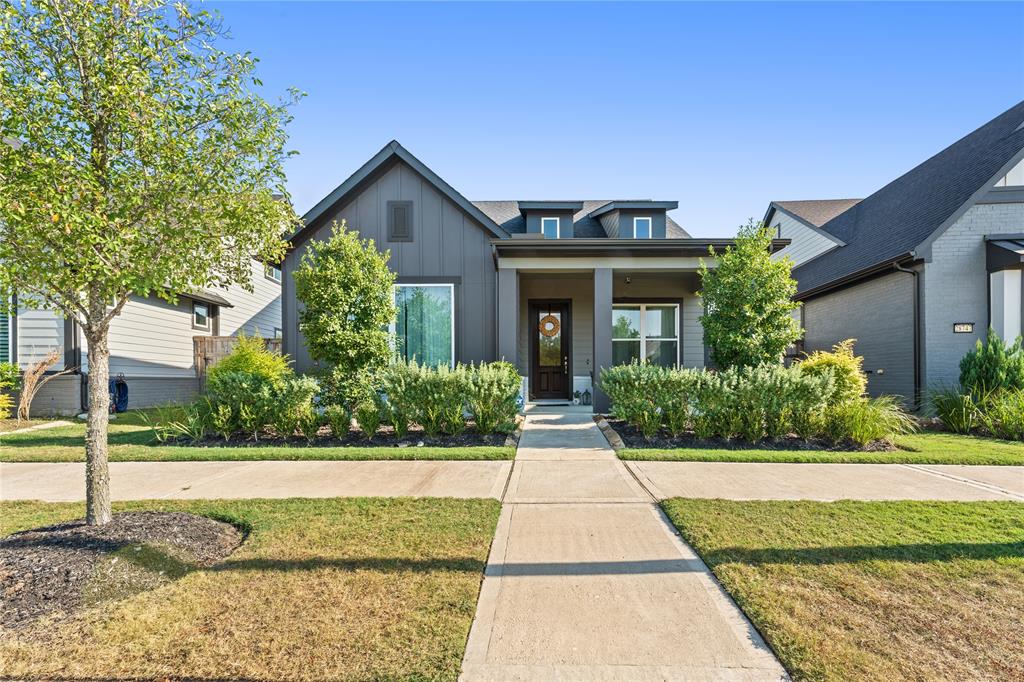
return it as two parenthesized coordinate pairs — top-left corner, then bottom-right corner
(899, 463), (1024, 501)
(620, 460), (658, 502)
(498, 460), (516, 503)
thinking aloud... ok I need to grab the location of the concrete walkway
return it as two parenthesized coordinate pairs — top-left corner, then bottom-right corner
(0, 460), (512, 501)
(460, 412), (788, 681)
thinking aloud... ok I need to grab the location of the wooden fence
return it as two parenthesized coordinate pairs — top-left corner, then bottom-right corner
(193, 336), (283, 386)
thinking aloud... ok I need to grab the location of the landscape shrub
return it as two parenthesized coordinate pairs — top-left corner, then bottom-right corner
(600, 356), (917, 446)
(207, 335), (291, 390)
(929, 386), (980, 434)
(959, 330), (1024, 396)
(207, 370), (276, 441)
(824, 396), (916, 446)
(796, 339), (865, 406)
(466, 361), (521, 434)
(976, 389), (1024, 441)
(324, 403), (350, 439)
(269, 375), (320, 440)
(354, 399), (382, 440)
(0, 361), (18, 418)
(378, 363), (417, 437)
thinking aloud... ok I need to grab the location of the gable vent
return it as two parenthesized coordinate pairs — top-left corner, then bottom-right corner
(388, 201), (413, 242)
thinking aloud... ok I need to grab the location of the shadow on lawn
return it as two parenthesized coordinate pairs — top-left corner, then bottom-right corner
(212, 556), (488, 574)
(706, 541), (1024, 566)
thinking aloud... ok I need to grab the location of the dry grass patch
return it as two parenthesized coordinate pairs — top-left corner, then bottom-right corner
(662, 499), (1024, 681)
(0, 497), (501, 681)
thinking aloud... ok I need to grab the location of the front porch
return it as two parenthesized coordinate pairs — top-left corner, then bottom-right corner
(495, 247), (710, 412)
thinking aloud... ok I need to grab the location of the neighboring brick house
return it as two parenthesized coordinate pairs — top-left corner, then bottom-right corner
(764, 100), (1024, 403)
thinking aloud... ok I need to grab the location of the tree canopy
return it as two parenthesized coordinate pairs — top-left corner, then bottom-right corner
(698, 220), (801, 368)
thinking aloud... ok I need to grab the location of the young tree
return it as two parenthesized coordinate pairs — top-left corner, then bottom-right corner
(698, 220), (801, 368)
(0, 0), (298, 524)
(293, 221), (397, 405)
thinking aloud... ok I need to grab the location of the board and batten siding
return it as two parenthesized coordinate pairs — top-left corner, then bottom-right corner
(283, 160), (498, 373)
(802, 271), (916, 400)
(769, 210), (840, 267)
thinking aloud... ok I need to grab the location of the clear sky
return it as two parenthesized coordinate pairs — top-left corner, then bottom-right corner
(209, 1), (1024, 237)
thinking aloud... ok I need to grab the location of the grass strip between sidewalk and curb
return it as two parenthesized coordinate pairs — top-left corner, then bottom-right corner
(0, 497), (501, 681)
(661, 498), (1024, 682)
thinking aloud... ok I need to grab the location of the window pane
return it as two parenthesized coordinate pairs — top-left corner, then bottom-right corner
(645, 305), (677, 338)
(193, 304), (209, 328)
(635, 218), (652, 239)
(612, 306), (640, 339)
(395, 285), (453, 366)
(537, 311), (561, 366)
(613, 340), (641, 365)
(645, 340), (678, 367)
(541, 218), (559, 239)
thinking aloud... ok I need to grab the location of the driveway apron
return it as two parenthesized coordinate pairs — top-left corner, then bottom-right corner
(460, 411), (787, 681)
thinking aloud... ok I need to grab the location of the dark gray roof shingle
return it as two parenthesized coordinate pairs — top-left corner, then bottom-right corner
(794, 100), (1024, 295)
(471, 200), (690, 238)
(773, 199), (861, 228)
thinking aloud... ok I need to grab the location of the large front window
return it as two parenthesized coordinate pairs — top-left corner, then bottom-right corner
(612, 303), (679, 367)
(393, 284), (454, 366)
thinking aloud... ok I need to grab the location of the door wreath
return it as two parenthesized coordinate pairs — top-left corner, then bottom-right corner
(538, 314), (560, 337)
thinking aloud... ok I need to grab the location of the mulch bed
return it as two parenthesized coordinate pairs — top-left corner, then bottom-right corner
(171, 419), (522, 449)
(602, 417), (896, 452)
(0, 512), (243, 630)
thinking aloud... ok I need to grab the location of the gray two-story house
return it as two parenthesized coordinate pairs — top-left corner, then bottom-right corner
(282, 141), (782, 411)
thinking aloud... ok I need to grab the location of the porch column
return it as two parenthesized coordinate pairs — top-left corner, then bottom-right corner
(593, 267), (613, 413)
(497, 268), (518, 366)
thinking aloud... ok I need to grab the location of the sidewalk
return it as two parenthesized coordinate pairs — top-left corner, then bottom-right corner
(460, 412), (788, 681)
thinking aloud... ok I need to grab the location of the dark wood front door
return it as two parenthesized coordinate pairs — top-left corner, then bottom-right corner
(529, 300), (571, 400)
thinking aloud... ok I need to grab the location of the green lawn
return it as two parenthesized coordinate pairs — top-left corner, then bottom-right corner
(0, 497), (501, 681)
(662, 499), (1024, 681)
(0, 409), (515, 462)
(619, 431), (1024, 465)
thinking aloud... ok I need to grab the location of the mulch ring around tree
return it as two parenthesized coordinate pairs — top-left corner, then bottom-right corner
(602, 417), (896, 452)
(0, 512), (244, 631)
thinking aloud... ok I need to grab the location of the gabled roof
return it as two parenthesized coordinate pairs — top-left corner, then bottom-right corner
(472, 200), (690, 238)
(291, 140), (508, 245)
(794, 100), (1024, 296)
(770, 199), (861, 229)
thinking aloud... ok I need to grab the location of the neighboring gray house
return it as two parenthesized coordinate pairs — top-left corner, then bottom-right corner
(765, 100), (1024, 404)
(3, 259), (283, 416)
(283, 141), (785, 412)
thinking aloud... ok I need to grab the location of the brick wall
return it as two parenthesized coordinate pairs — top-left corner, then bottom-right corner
(803, 271), (916, 400)
(923, 202), (1024, 388)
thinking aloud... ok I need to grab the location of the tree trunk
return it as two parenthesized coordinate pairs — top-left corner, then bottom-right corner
(84, 320), (112, 526)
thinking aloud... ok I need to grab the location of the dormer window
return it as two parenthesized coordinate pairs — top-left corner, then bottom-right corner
(541, 217), (559, 239)
(634, 217), (653, 239)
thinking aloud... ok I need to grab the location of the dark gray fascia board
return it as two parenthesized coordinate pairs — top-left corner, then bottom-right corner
(492, 238), (790, 258)
(517, 201), (585, 212)
(587, 201), (679, 218)
(794, 253), (916, 302)
(289, 141), (508, 245)
(767, 202), (847, 246)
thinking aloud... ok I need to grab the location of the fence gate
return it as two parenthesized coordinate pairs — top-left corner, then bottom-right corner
(193, 336), (283, 390)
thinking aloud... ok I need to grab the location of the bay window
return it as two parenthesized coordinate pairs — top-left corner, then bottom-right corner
(612, 303), (679, 367)
(392, 283), (454, 367)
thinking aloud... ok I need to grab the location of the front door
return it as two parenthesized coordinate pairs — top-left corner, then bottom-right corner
(529, 300), (571, 400)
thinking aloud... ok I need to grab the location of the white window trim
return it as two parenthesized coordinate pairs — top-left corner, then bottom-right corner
(541, 216), (560, 239)
(390, 283), (456, 367)
(265, 263), (282, 283)
(612, 303), (680, 366)
(633, 216), (653, 239)
(191, 301), (211, 331)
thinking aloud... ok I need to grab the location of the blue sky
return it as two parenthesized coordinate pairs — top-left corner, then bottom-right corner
(210, 1), (1023, 237)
